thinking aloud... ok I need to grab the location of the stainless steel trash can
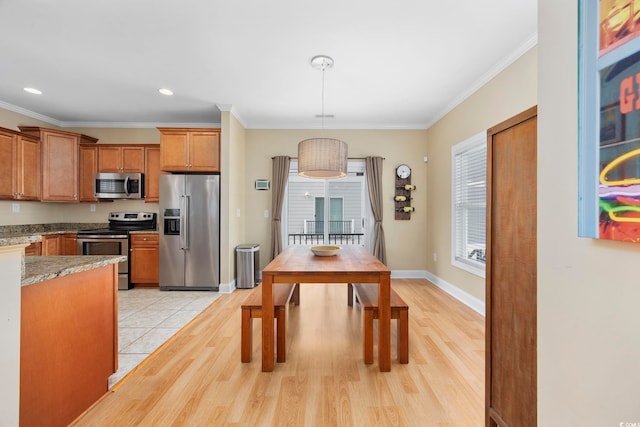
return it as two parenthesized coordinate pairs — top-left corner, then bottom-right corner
(236, 244), (260, 288)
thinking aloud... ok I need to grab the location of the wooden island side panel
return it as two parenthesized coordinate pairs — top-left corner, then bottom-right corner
(20, 264), (118, 427)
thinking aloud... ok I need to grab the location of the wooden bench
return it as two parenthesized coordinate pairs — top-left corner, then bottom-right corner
(348, 283), (409, 364)
(241, 283), (299, 363)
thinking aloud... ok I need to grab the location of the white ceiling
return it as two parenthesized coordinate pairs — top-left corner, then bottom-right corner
(0, 0), (537, 130)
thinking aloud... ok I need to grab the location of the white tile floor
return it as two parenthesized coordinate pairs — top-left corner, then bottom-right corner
(109, 288), (221, 387)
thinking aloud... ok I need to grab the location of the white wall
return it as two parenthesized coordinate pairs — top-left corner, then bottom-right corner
(0, 245), (25, 427)
(538, 0), (640, 424)
(425, 47), (538, 302)
(220, 111), (246, 288)
(243, 129), (428, 271)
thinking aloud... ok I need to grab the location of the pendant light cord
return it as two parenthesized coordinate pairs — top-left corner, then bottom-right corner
(321, 63), (326, 131)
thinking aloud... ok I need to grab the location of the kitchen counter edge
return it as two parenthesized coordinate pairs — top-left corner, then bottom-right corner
(0, 235), (41, 247)
(23, 255), (127, 286)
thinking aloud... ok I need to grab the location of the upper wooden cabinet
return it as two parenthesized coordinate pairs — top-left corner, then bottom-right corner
(158, 128), (220, 172)
(97, 145), (145, 173)
(144, 146), (163, 203)
(79, 145), (98, 202)
(19, 127), (97, 202)
(0, 127), (40, 200)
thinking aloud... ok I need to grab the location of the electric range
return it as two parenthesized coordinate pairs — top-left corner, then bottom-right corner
(77, 212), (157, 290)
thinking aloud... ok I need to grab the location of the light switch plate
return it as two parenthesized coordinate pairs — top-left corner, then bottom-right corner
(12, 203), (19, 213)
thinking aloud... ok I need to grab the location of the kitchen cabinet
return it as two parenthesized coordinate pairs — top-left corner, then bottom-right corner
(0, 129), (13, 198)
(41, 235), (61, 255)
(144, 146), (163, 203)
(18, 127), (98, 202)
(40, 234), (76, 255)
(62, 234), (77, 255)
(0, 127), (40, 200)
(24, 242), (42, 256)
(79, 145), (99, 202)
(130, 233), (159, 286)
(97, 145), (144, 173)
(158, 128), (220, 172)
(21, 263), (118, 427)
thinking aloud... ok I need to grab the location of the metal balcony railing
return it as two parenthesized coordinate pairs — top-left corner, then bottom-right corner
(287, 233), (364, 245)
(288, 219), (363, 245)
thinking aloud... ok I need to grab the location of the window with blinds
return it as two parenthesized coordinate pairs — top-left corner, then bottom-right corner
(451, 131), (487, 277)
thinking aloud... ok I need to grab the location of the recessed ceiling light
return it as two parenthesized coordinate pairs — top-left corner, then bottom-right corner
(24, 87), (42, 95)
(158, 88), (173, 96)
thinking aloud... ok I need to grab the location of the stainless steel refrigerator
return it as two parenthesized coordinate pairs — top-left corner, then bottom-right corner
(159, 174), (220, 290)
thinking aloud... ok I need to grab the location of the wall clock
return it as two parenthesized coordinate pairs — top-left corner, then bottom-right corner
(396, 164), (411, 179)
(394, 163), (413, 220)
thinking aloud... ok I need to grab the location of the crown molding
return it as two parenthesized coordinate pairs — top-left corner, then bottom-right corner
(217, 104), (248, 128)
(61, 121), (220, 129)
(0, 100), (220, 129)
(0, 100), (64, 127)
(424, 32), (539, 129)
(245, 121), (429, 130)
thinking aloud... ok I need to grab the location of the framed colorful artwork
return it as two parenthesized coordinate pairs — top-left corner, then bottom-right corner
(579, 0), (640, 242)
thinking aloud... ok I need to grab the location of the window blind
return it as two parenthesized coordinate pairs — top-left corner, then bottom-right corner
(452, 133), (487, 275)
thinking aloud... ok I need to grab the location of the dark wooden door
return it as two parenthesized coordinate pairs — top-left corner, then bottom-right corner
(486, 106), (537, 427)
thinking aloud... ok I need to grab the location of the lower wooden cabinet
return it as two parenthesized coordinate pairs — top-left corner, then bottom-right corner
(41, 235), (61, 256)
(62, 234), (77, 255)
(130, 233), (159, 286)
(39, 234), (76, 255)
(24, 242), (42, 256)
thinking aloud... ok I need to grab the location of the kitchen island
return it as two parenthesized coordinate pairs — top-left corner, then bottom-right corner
(20, 255), (125, 427)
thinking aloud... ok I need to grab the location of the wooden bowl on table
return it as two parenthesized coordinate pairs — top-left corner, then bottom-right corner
(310, 245), (341, 257)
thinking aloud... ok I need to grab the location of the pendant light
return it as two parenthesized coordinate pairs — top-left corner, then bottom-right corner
(298, 55), (348, 179)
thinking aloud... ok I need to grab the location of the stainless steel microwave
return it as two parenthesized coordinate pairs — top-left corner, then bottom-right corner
(94, 173), (144, 199)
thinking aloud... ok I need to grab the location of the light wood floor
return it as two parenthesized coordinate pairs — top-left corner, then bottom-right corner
(73, 279), (485, 426)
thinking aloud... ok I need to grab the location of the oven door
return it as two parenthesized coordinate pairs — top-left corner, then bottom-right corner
(77, 236), (130, 290)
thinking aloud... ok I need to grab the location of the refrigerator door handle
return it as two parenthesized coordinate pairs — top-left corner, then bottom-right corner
(184, 195), (190, 250)
(180, 195), (187, 250)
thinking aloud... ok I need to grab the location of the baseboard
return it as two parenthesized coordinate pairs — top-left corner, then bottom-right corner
(391, 269), (485, 316)
(225, 269), (486, 315)
(422, 270), (485, 316)
(218, 280), (236, 294)
(390, 270), (427, 279)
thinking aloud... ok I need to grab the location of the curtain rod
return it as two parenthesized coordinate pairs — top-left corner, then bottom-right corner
(272, 156), (385, 160)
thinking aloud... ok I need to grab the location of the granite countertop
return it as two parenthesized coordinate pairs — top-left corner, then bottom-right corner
(0, 223), (108, 247)
(129, 230), (159, 234)
(0, 235), (42, 247)
(0, 224), (158, 246)
(23, 255), (127, 286)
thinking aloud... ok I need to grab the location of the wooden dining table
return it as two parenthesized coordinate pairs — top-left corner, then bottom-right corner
(261, 245), (392, 372)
